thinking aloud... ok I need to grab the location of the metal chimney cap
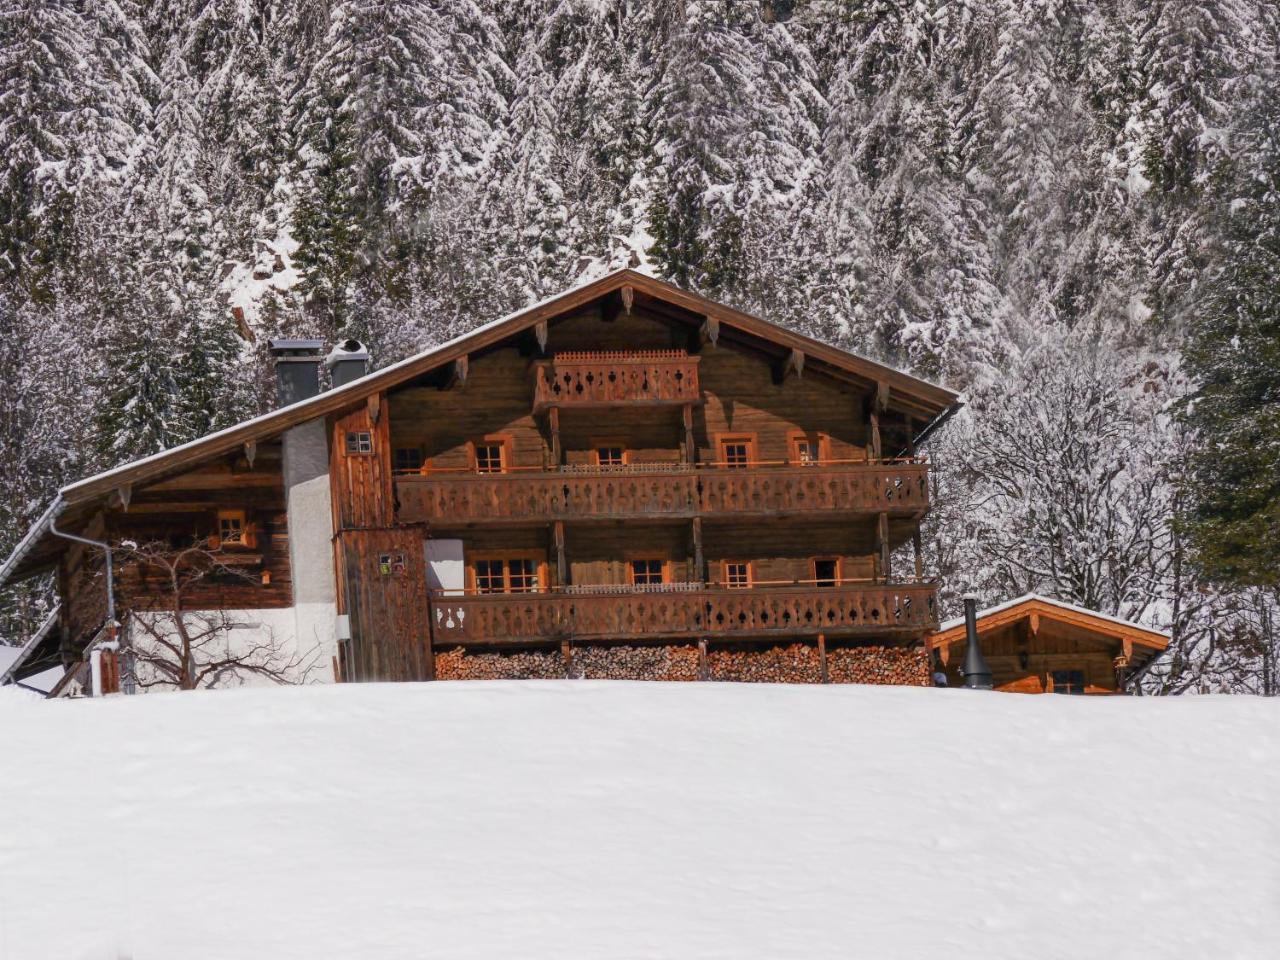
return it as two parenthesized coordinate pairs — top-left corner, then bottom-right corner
(325, 339), (370, 368)
(962, 593), (979, 603)
(268, 338), (325, 356)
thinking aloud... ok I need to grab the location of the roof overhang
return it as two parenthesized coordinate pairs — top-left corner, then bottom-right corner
(0, 268), (961, 586)
(928, 594), (1170, 655)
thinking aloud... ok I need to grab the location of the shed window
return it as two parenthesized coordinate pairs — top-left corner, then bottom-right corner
(1051, 670), (1086, 695)
(346, 431), (373, 455)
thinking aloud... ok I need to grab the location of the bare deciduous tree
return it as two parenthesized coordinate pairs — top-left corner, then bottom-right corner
(118, 540), (314, 691)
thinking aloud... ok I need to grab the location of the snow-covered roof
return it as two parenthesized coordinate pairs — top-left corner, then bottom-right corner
(0, 269), (961, 586)
(933, 593), (1169, 646)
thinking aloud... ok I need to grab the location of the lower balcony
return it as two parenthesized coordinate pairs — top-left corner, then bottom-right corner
(396, 460), (929, 524)
(427, 581), (938, 646)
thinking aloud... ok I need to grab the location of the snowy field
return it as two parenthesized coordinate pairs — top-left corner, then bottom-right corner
(0, 682), (1276, 960)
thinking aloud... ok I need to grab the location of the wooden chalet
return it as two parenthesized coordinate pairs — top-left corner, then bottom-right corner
(0, 269), (963, 690)
(927, 594), (1169, 694)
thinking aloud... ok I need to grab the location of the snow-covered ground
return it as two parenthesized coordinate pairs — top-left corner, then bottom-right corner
(0, 682), (1276, 960)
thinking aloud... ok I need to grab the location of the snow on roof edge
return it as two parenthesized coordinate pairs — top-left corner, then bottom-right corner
(935, 593), (1170, 640)
(58, 267), (635, 502)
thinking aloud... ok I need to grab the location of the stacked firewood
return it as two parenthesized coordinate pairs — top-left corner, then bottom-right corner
(826, 646), (931, 686)
(435, 647), (564, 681)
(571, 644), (700, 681)
(707, 643), (822, 683)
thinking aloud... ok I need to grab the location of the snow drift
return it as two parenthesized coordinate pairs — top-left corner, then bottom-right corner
(0, 682), (1276, 960)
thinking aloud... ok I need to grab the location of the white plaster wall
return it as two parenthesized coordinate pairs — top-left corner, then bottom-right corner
(125, 605), (337, 689)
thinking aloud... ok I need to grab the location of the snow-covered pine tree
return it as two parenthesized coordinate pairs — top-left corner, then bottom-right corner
(1179, 31), (1280, 589)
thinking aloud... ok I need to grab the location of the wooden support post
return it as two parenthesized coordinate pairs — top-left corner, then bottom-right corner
(549, 405), (562, 466)
(682, 403), (695, 464)
(553, 520), (567, 587)
(534, 319), (548, 354)
(698, 638), (708, 681)
(869, 407), (882, 462)
(877, 513), (890, 582)
(562, 639), (573, 677)
(692, 517), (704, 582)
(912, 529), (924, 580)
(620, 284), (634, 315)
(244, 440), (257, 469)
(818, 633), (828, 684)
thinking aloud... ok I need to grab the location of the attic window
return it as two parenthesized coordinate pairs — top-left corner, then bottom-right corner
(346, 431), (373, 455)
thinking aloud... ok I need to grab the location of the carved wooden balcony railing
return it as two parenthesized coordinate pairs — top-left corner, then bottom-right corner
(533, 350), (701, 411)
(395, 460), (929, 524)
(428, 581), (938, 645)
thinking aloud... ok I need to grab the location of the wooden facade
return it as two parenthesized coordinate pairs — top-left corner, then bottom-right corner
(335, 289), (950, 682)
(1, 270), (963, 689)
(926, 595), (1169, 694)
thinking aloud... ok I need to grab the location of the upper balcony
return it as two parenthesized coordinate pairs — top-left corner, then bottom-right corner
(394, 459), (930, 525)
(532, 350), (701, 412)
(427, 580), (938, 646)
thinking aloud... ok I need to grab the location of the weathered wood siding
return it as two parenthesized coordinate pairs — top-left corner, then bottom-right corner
(338, 527), (431, 681)
(330, 398), (394, 529)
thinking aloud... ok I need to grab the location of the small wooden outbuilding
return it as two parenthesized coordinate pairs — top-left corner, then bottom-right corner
(927, 594), (1169, 694)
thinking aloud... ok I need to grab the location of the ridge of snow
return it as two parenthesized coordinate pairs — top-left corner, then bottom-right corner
(936, 592), (1171, 639)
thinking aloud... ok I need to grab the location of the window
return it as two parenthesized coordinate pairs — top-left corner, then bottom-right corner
(217, 510), (246, 547)
(629, 559), (667, 586)
(473, 441), (507, 474)
(723, 561), (752, 589)
(394, 448), (423, 472)
(475, 558), (505, 594)
(345, 431), (373, 455)
(717, 434), (755, 468)
(1051, 670), (1087, 695)
(812, 558), (840, 587)
(507, 558), (538, 593)
(472, 556), (543, 594)
(595, 445), (626, 467)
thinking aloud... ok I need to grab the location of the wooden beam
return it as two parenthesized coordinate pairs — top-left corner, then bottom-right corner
(620, 283), (634, 315)
(699, 314), (719, 347)
(876, 380), (891, 413)
(115, 484), (131, 512)
(553, 520), (566, 587)
(365, 392), (382, 424)
(877, 513), (890, 581)
(698, 638), (708, 681)
(549, 405), (562, 466)
(682, 404), (695, 464)
(1029, 611), (1040, 637)
(774, 348), (804, 384)
(243, 440), (257, 469)
(534, 319), (548, 354)
(692, 517), (704, 582)
(440, 355), (469, 390)
(818, 633), (828, 684)
(869, 406), (883, 461)
(912, 529), (924, 580)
